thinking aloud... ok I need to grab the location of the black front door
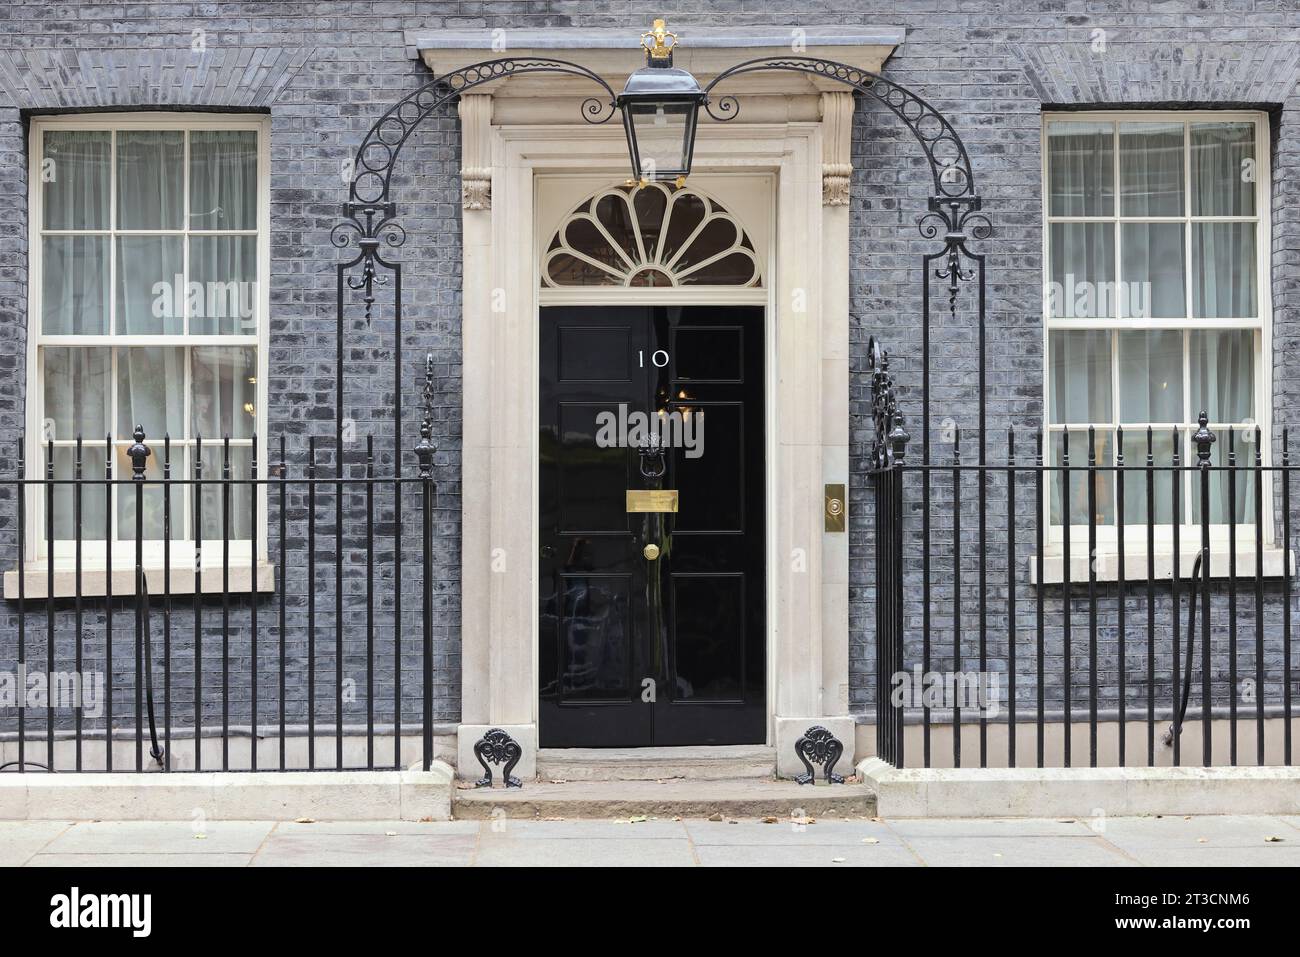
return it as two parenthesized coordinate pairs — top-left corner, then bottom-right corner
(539, 305), (765, 747)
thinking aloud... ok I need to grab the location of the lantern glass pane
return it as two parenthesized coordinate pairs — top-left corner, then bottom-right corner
(629, 101), (692, 178)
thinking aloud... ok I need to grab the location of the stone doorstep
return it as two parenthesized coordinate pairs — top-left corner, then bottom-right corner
(0, 763), (456, 822)
(535, 744), (777, 782)
(858, 757), (1300, 818)
(452, 778), (877, 820)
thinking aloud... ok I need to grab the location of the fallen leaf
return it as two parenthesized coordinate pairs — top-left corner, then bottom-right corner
(1057, 819), (1076, 824)
(384, 830), (398, 837)
(708, 812), (724, 822)
(762, 816), (779, 824)
(1197, 837), (1209, 844)
(831, 856), (846, 863)
(294, 817), (315, 824)
(862, 837), (880, 845)
(193, 833), (207, 840)
(1265, 835), (1284, 843)
(993, 852), (1003, 858)
(628, 815), (647, 824)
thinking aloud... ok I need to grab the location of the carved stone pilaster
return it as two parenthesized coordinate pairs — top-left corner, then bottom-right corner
(458, 94), (493, 211)
(820, 91), (854, 206)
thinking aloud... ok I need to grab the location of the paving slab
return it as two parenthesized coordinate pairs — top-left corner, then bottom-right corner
(251, 831), (477, 867)
(884, 817), (1099, 839)
(695, 843), (920, 867)
(473, 836), (696, 867)
(27, 853), (253, 867)
(0, 821), (74, 866)
(480, 820), (689, 839)
(1096, 814), (1300, 866)
(43, 820), (274, 856)
(272, 820), (479, 837)
(685, 819), (903, 846)
(900, 834), (1136, 867)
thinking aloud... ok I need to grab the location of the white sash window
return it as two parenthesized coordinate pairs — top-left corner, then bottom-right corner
(1043, 111), (1270, 547)
(25, 113), (269, 575)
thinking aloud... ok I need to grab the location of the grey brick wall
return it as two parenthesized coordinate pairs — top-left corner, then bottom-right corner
(0, 2), (1298, 749)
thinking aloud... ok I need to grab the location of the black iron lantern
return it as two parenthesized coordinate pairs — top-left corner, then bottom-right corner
(617, 20), (704, 184)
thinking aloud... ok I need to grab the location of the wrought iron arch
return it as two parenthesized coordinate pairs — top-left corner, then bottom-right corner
(330, 54), (992, 477)
(701, 55), (993, 464)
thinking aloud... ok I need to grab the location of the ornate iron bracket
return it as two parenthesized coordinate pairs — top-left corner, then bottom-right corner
(473, 728), (524, 788)
(793, 725), (845, 785)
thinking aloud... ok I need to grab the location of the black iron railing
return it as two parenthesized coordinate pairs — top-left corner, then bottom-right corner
(869, 340), (1298, 770)
(1, 360), (441, 774)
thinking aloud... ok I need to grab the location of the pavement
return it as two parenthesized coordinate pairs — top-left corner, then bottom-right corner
(3, 814), (1299, 866)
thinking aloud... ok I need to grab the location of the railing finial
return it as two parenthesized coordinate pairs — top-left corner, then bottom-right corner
(1194, 411), (1216, 464)
(127, 425), (151, 480)
(415, 353), (438, 479)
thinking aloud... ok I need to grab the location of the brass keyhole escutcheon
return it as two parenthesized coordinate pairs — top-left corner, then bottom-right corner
(643, 543), (661, 561)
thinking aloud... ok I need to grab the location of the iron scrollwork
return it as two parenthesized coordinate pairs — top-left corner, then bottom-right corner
(702, 56), (992, 442)
(333, 58), (619, 322)
(414, 353), (438, 479)
(794, 725), (846, 785)
(867, 337), (909, 473)
(918, 196), (992, 318)
(473, 728), (524, 788)
(701, 56), (984, 204)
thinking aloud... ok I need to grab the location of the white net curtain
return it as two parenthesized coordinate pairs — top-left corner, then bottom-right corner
(1045, 116), (1261, 530)
(38, 125), (259, 545)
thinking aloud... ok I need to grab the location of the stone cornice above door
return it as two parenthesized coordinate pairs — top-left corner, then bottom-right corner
(405, 24), (904, 209)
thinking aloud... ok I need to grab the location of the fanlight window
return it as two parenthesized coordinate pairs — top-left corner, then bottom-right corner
(543, 183), (761, 288)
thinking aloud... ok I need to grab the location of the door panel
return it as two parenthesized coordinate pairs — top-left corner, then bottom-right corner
(539, 305), (765, 747)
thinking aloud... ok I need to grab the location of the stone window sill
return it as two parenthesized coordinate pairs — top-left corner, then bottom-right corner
(3, 562), (277, 601)
(1030, 547), (1294, 585)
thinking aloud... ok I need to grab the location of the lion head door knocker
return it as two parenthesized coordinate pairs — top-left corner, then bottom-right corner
(473, 728), (524, 789)
(794, 726), (845, 785)
(637, 431), (667, 479)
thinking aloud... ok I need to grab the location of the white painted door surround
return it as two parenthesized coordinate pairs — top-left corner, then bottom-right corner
(407, 26), (904, 778)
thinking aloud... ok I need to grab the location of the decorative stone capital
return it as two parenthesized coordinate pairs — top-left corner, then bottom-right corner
(461, 167), (491, 210)
(822, 162), (852, 206)
(820, 91), (855, 206)
(457, 94), (493, 211)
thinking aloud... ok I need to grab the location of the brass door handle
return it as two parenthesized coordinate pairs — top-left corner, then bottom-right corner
(642, 543), (661, 561)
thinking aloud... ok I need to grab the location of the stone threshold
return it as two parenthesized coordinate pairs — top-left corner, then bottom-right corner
(453, 778), (875, 820)
(858, 757), (1300, 818)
